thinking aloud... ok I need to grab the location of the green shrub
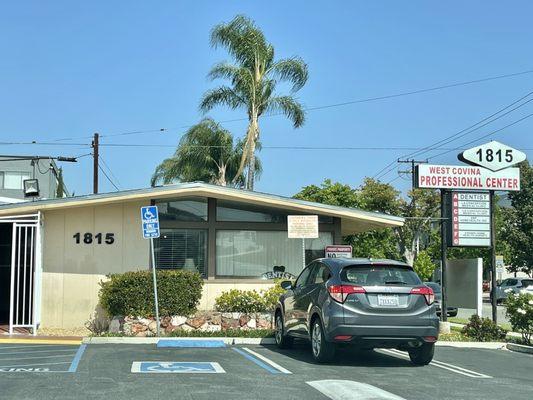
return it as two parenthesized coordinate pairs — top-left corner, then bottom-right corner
(461, 315), (507, 342)
(505, 292), (533, 345)
(214, 289), (265, 313)
(214, 281), (288, 313)
(99, 270), (203, 318)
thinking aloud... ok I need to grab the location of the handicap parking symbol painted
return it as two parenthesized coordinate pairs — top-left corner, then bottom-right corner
(131, 362), (225, 374)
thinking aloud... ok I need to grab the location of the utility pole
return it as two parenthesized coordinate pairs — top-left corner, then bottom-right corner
(490, 190), (497, 324)
(92, 133), (99, 194)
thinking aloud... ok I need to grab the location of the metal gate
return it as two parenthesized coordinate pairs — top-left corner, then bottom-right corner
(0, 213), (41, 335)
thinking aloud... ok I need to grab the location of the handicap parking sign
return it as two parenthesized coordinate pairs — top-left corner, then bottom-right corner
(131, 362), (225, 374)
(141, 206), (160, 239)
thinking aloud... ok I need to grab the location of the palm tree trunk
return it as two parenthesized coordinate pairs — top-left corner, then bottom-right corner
(246, 117), (259, 190)
(232, 123), (253, 186)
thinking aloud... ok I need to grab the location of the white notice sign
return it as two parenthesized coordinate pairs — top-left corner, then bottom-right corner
(449, 192), (491, 247)
(288, 215), (319, 239)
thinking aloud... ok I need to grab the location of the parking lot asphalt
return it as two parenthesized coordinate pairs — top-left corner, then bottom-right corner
(0, 340), (531, 400)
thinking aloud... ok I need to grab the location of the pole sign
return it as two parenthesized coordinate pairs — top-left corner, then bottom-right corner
(444, 191), (491, 247)
(141, 206), (160, 239)
(458, 140), (526, 171)
(325, 245), (352, 258)
(415, 164), (520, 191)
(287, 215), (319, 239)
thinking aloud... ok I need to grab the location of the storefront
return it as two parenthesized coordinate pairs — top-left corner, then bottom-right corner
(0, 182), (404, 331)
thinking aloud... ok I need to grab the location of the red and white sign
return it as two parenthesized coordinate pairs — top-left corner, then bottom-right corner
(325, 245), (352, 258)
(450, 192), (491, 247)
(416, 164), (520, 191)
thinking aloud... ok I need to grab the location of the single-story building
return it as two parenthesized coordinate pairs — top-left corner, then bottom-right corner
(0, 182), (404, 333)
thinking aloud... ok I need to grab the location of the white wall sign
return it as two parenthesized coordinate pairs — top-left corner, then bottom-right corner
(287, 215), (319, 239)
(325, 245), (352, 258)
(448, 192), (491, 247)
(458, 140), (526, 171)
(415, 164), (520, 191)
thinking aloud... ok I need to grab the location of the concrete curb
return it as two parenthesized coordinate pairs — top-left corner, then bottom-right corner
(506, 342), (533, 355)
(436, 341), (506, 349)
(83, 336), (276, 345)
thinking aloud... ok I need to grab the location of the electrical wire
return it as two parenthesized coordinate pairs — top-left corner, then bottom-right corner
(98, 155), (122, 189)
(98, 163), (120, 191)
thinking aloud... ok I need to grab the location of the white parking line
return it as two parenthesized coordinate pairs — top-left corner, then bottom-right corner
(0, 348), (77, 356)
(307, 380), (406, 400)
(0, 354), (77, 362)
(241, 347), (292, 374)
(0, 361), (72, 369)
(0, 345), (76, 350)
(380, 349), (492, 378)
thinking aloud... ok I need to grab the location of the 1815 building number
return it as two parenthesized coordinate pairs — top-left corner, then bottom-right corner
(73, 232), (115, 244)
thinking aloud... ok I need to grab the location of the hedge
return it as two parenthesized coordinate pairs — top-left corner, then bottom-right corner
(99, 270), (203, 318)
(214, 281), (286, 313)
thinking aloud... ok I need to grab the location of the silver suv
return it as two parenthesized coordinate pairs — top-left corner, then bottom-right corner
(275, 258), (439, 364)
(492, 278), (533, 303)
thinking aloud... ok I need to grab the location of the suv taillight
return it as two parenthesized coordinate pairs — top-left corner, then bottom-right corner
(328, 285), (366, 303)
(410, 286), (435, 305)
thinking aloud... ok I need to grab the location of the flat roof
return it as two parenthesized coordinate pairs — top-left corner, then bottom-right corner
(0, 182), (404, 234)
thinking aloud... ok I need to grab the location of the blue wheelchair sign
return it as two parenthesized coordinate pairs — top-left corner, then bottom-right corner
(131, 362), (225, 374)
(141, 206), (160, 239)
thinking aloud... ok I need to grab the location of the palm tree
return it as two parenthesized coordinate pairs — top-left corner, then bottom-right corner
(151, 118), (261, 187)
(200, 15), (308, 190)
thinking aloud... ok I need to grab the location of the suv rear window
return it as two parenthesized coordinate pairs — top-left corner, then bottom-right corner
(341, 265), (422, 286)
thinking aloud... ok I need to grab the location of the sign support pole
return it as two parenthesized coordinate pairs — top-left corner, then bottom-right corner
(490, 190), (498, 324)
(440, 189), (448, 323)
(150, 237), (160, 337)
(302, 238), (306, 269)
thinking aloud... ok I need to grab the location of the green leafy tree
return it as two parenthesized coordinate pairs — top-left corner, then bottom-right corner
(501, 161), (533, 276)
(413, 250), (436, 281)
(151, 118), (260, 187)
(200, 15), (308, 190)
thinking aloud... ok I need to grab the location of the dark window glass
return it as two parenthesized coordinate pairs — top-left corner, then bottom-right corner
(155, 197), (208, 222)
(216, 200), (333, 224)
(295, 266), (312, 288)
(341, 265), (422, 286)
(309, 263), (330, 285)
(522, 280), (533, 287)
(506, 279), (518, 286)
(154, 229), (207, 277)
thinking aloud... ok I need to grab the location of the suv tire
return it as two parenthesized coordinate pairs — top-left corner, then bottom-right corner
(408, 343), (434, 366)
(275, 313), (293, 349)
(310, 318), (335, 363)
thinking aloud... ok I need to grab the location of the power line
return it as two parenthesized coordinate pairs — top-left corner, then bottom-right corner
(98, 154), (122, 189)
(97, 163), (120, 191)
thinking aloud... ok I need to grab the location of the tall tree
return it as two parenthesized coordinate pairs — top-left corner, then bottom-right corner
(500, 161), (533, 276)
(151, 118), (260, 187)
(200, 15), (308, 190)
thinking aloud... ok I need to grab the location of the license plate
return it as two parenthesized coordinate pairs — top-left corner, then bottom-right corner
(377, 294), (399, 307)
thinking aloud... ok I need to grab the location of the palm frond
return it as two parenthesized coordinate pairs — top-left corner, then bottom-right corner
(199, 86), (245, 112)
(268, 57), (308, 92)
(265, 96), (306, 128)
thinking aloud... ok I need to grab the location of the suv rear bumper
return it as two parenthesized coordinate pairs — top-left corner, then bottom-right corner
(325, 323), (439, 347)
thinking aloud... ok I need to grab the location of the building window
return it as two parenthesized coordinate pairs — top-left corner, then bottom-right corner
(154, 229), (207, 277)
(216, 230), (333, 278)
(1, 172), (31, 190)
(216, 200), (333, 224)
(155, 197), (208, 222)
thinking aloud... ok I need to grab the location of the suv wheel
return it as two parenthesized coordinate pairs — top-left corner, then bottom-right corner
(275, 313), (293, 349)
(408, 343), (434, 366)
(310, 318), (335, 363)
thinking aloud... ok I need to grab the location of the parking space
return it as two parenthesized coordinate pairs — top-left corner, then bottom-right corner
(0, 343), (85, 373)
(0, 341), (531, 399)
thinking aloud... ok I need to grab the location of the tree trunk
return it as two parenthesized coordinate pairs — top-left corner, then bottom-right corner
(232, 122), (253, 186)
(245, 117), (259, 190)
(215, 163), (227, 186)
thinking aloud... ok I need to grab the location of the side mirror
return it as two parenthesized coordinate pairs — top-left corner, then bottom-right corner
(280, 280), (293, 290)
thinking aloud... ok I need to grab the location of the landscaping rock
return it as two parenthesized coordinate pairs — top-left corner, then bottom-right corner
(221, 317), (239, 330)
(109, 317), (123, 334)
(171, 316), (187, 326)
(148, 321), (158, 333)
(186, 316), (207, 329)
(239, 314), (250, 327)
(247, 319), (257, 329)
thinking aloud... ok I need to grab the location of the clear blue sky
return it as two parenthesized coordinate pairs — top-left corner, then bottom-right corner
(1, 1), (532, 197)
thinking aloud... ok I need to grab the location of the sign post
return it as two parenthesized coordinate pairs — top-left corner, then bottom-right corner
(288, 215), (319, 269)
(141, 205), (161, 337)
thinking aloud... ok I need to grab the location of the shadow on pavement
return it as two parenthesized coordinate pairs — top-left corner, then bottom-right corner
(258, 340), (414, 368)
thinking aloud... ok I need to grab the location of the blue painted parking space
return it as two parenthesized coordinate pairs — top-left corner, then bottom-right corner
(131, 361), (225, 373)
(0, 343), (85, 373)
